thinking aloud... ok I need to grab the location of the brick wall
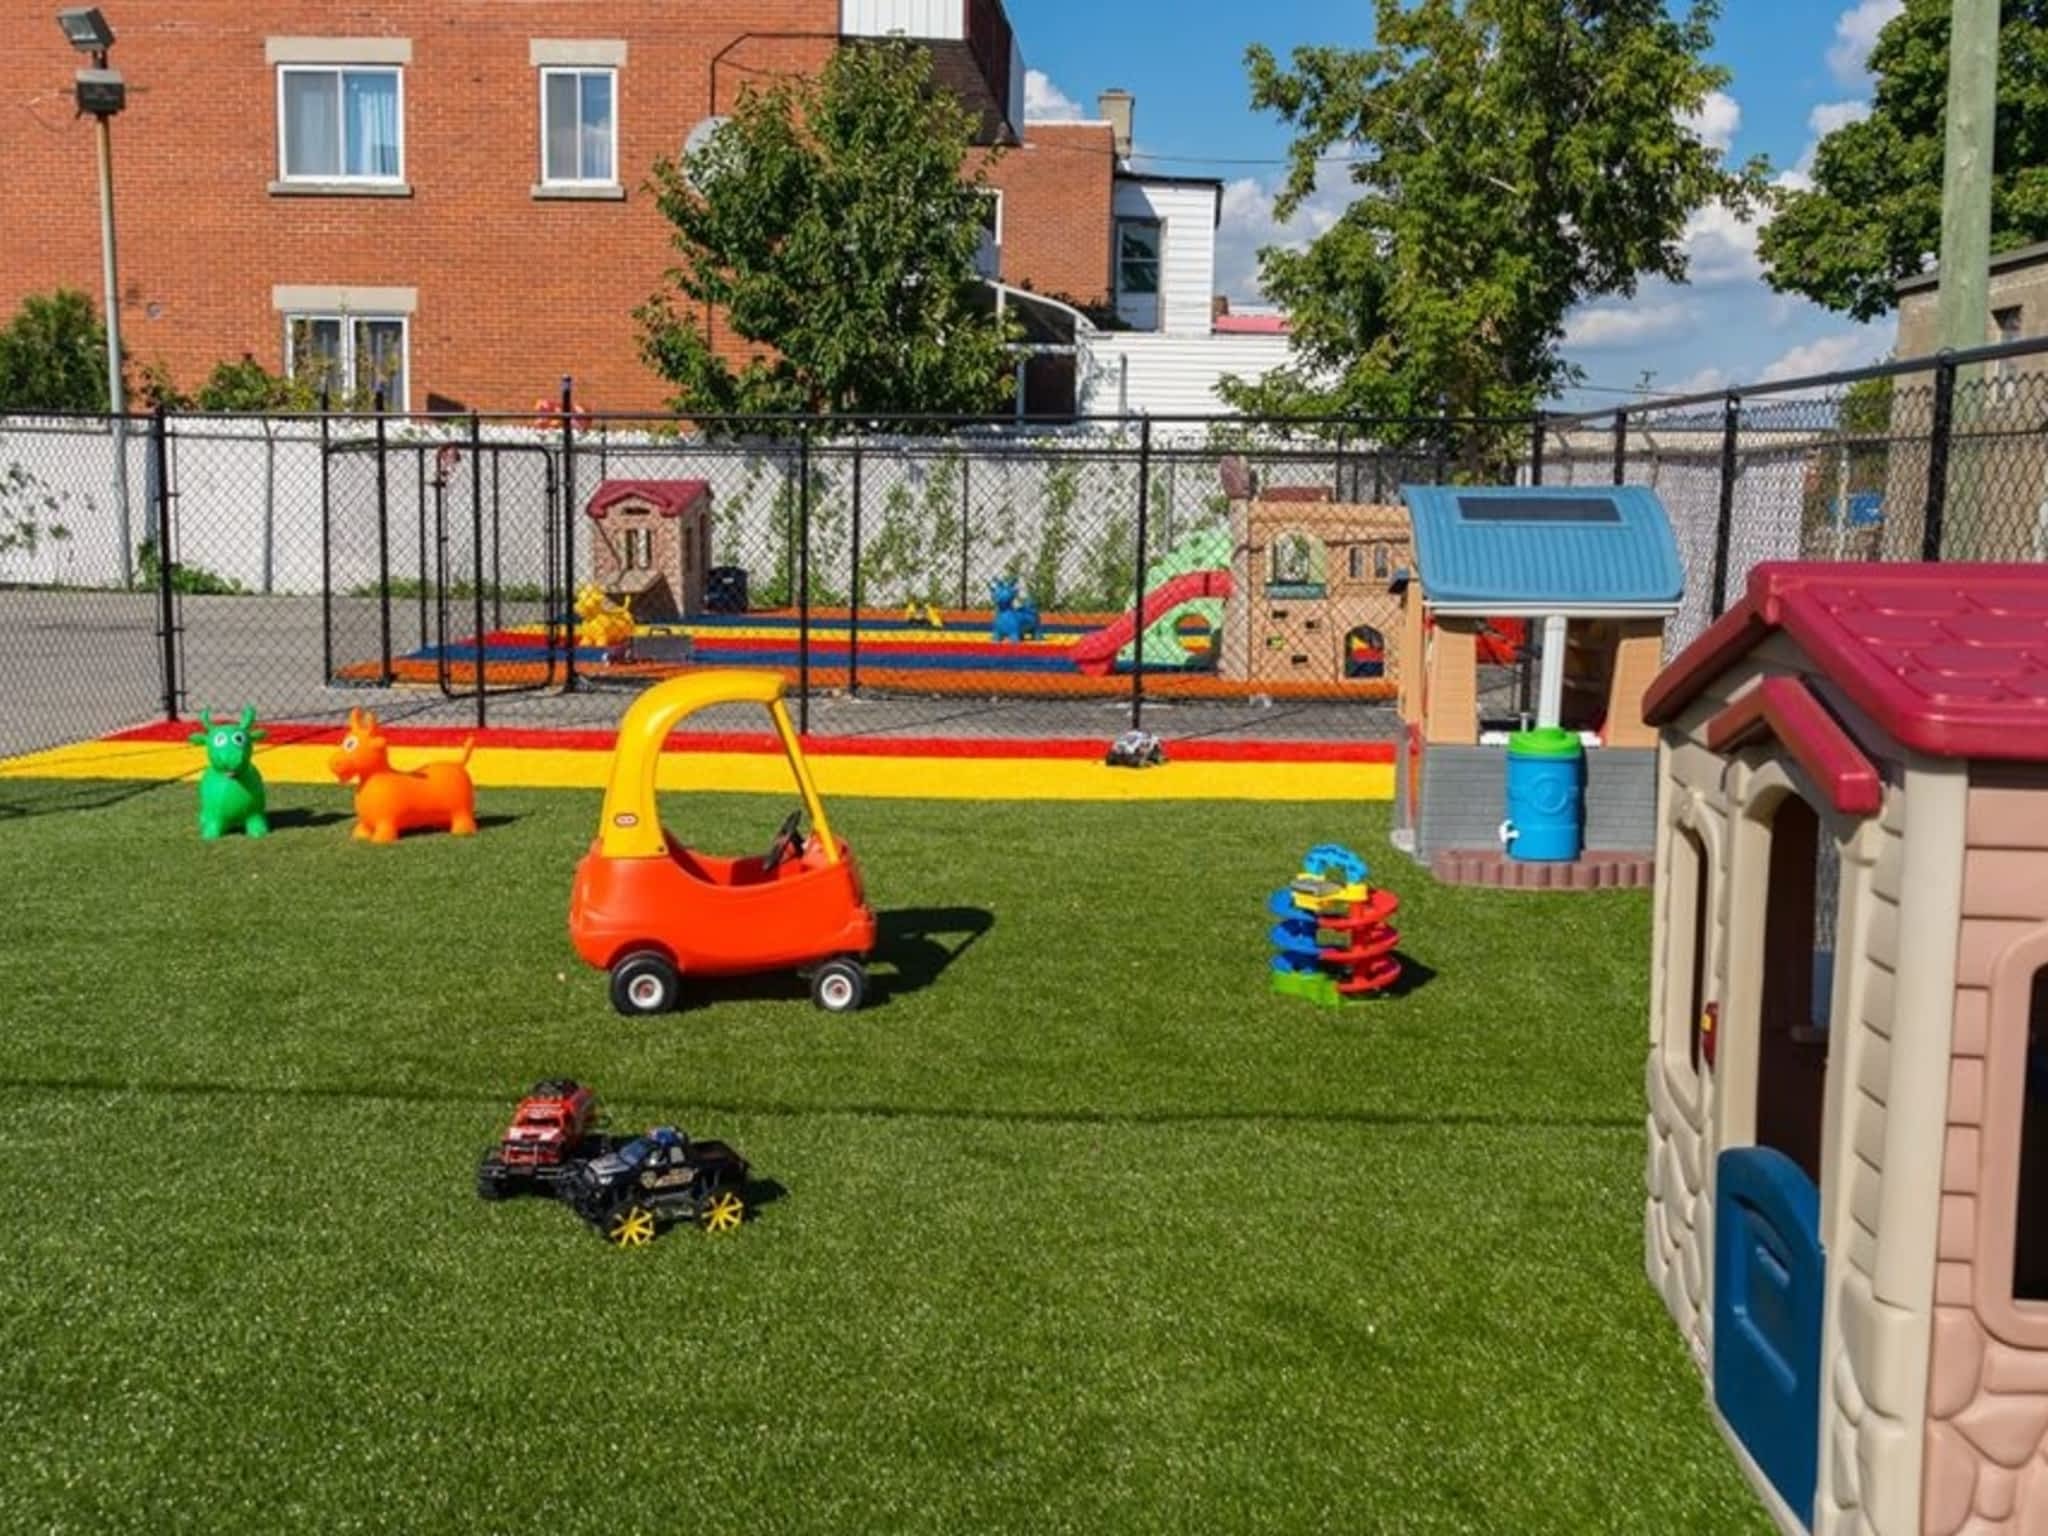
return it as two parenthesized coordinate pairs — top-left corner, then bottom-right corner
(977, 121), (1115, 310)
(0, 2), (1082, 412)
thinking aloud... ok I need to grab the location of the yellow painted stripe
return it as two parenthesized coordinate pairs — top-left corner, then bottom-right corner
(2, 737), (1390, 802)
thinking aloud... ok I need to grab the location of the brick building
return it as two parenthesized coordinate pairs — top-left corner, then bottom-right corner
(0, 0), (1061, 412)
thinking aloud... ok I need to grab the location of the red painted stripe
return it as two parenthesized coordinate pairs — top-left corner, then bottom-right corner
(112, 719), (1395, 764)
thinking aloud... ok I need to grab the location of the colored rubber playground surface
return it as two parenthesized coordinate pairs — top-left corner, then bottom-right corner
(338, 605), (1396, 701)
(3, 718), (1397, 802)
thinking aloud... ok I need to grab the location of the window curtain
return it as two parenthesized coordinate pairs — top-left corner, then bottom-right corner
(283, 72), (340, 177)
(352, 319), (404, 410)
(344, 71), (399, 177)
(544, 73), (579, 181)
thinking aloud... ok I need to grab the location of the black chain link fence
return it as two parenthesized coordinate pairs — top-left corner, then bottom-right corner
(6, 334), (2047, 762)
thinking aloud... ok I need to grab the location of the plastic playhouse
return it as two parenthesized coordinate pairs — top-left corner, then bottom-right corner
(1389, 484), (1682, 889)
(1641, 562), (2048, 1534)
(585, 479), (713, 623)
(567, 669), (877, 1016)
(1267, 844), (1401, 1005)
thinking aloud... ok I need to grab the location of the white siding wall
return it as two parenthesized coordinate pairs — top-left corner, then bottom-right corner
(839, 0), (963, 40)
(1077, 332), (1292, 416)
(1111, 179), (1217, 336)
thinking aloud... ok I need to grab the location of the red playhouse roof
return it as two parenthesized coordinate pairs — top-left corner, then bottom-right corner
(586, 479), (712, 520)
(1644, 562), (2048, 761)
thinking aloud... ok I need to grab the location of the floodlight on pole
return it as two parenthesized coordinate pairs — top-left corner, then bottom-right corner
(56, 6), (113, 52)
(58, 5), (132, 586)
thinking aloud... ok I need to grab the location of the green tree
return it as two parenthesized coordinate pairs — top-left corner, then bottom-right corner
(1760, 1), (2048, 322)
(0, 290), (107, 413)
(638, 41), (1014, 422)
(1222, 2), (1756, 445)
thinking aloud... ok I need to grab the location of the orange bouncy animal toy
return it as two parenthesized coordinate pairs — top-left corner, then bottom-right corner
(329, 708), (478, 842)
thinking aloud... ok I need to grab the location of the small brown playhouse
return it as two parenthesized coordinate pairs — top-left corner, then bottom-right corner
(1641, 562), (2048, 1535)
(585, 479), (713, 623)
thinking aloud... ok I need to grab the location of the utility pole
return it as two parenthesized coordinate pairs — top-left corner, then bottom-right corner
(1933, 0), (1999, 555)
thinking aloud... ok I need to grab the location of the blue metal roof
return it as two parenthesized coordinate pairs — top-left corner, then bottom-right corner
(1398, 485), (1684, 612)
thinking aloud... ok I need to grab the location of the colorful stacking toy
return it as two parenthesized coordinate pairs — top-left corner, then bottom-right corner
(1267, 843), (1402, 1005)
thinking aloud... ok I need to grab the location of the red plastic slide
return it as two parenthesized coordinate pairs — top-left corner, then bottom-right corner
(1070, 569), (1235, 677)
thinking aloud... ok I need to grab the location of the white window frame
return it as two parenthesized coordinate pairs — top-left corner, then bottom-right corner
(974, 189), (1003, 279)
(276, 64), (406, 185)
(283, 312), (410, 411)
(538, 66), (619, 187)
(1114, 216), (1163, 330)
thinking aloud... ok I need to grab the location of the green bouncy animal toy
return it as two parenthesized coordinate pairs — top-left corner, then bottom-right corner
(190, 707), (270, 840)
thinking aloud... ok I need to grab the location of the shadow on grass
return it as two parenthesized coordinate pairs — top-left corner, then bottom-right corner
(685, 904), (994, 1012)
(264, 807), (354, 831)
(0, 776), (181, 821)
(0, 1072), (1637, 1131)
(1378, 953), (1437, 1000)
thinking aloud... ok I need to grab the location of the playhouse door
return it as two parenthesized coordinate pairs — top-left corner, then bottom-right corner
(1714, 1147), (1824, 1530)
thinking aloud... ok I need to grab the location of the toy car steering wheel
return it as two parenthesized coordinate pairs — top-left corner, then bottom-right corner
(763, 809), (805, 871)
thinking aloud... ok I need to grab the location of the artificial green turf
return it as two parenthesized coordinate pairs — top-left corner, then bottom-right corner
(0, 776), (1770, 1534)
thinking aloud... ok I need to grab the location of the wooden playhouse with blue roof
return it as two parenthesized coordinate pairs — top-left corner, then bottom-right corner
(1391, 485), (1685, 888)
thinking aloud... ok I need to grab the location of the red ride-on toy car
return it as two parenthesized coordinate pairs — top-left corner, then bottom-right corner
(477, 1078), (603, 1198)
(568, 671), (879, 1017)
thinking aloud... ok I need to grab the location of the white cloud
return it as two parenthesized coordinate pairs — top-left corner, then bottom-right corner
(1682, 200), (1764, 287)
(1023, 69), (1083, 123)
(1213, 164), (1358, 303)
(1759, 329), (1892, 383)
(1808, 98), (1872, 139)
(1563, 301), (1695, 349)
(1668, 366), (1730, 395)
(1679, 90), (1741, 154)
(1827, 0), (1904, 87)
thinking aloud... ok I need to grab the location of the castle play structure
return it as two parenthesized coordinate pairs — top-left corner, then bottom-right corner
(1390, 484), (1683, 887)
(1641, 562), (2048, 1535)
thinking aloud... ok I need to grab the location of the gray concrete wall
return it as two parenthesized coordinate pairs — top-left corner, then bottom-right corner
(1414, 744), (1657, 859)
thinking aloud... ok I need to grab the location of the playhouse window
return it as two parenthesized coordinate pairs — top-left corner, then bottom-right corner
(2015, 968), (2048, 1301)
(1269, 533), (1327, 596)
(623, 528), (652, 570)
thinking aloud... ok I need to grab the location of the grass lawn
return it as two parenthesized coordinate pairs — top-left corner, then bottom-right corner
(0, 775), (1768, 1535)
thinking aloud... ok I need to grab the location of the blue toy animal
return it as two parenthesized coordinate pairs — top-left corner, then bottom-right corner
(190, 706), (270, 840)
(990, 577), (1042, 643)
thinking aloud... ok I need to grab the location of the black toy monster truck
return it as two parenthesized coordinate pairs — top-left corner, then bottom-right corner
(561, 1125), (751, 1246)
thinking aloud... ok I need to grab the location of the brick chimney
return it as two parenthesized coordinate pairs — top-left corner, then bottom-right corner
(1098, 89), (1133, 161)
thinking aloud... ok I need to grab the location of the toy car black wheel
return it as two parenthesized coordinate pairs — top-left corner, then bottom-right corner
(699, 1187), (746, 1234)
(606, 1202), (658, 1247)
(810, 958), (866, 1014)
(610, 951), (680, 1016)
(476, 1154), (513, 1201)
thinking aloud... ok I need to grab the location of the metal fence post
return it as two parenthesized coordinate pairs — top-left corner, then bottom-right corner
(1709, 393), (1740, 617)
(559, 376), (578, 692)
(797, 428), (813, 735)
(1130, 417), (1153, 735)
(1529, 414), (1545, 486)
(1923, 354), (1957, 561)
(470, 410), (487, 731)
(959, 454), (971, 610)
(414, 444), (429, 650)
(374, 391), (393, 684)
(1611, 408), (1628, 487)
(848, 442), (864, 698)
(319, 390), (333, 683)
(151, 404), (178, 720)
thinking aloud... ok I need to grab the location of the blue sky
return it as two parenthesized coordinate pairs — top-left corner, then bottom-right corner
(1015, 0), (1905, 407)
